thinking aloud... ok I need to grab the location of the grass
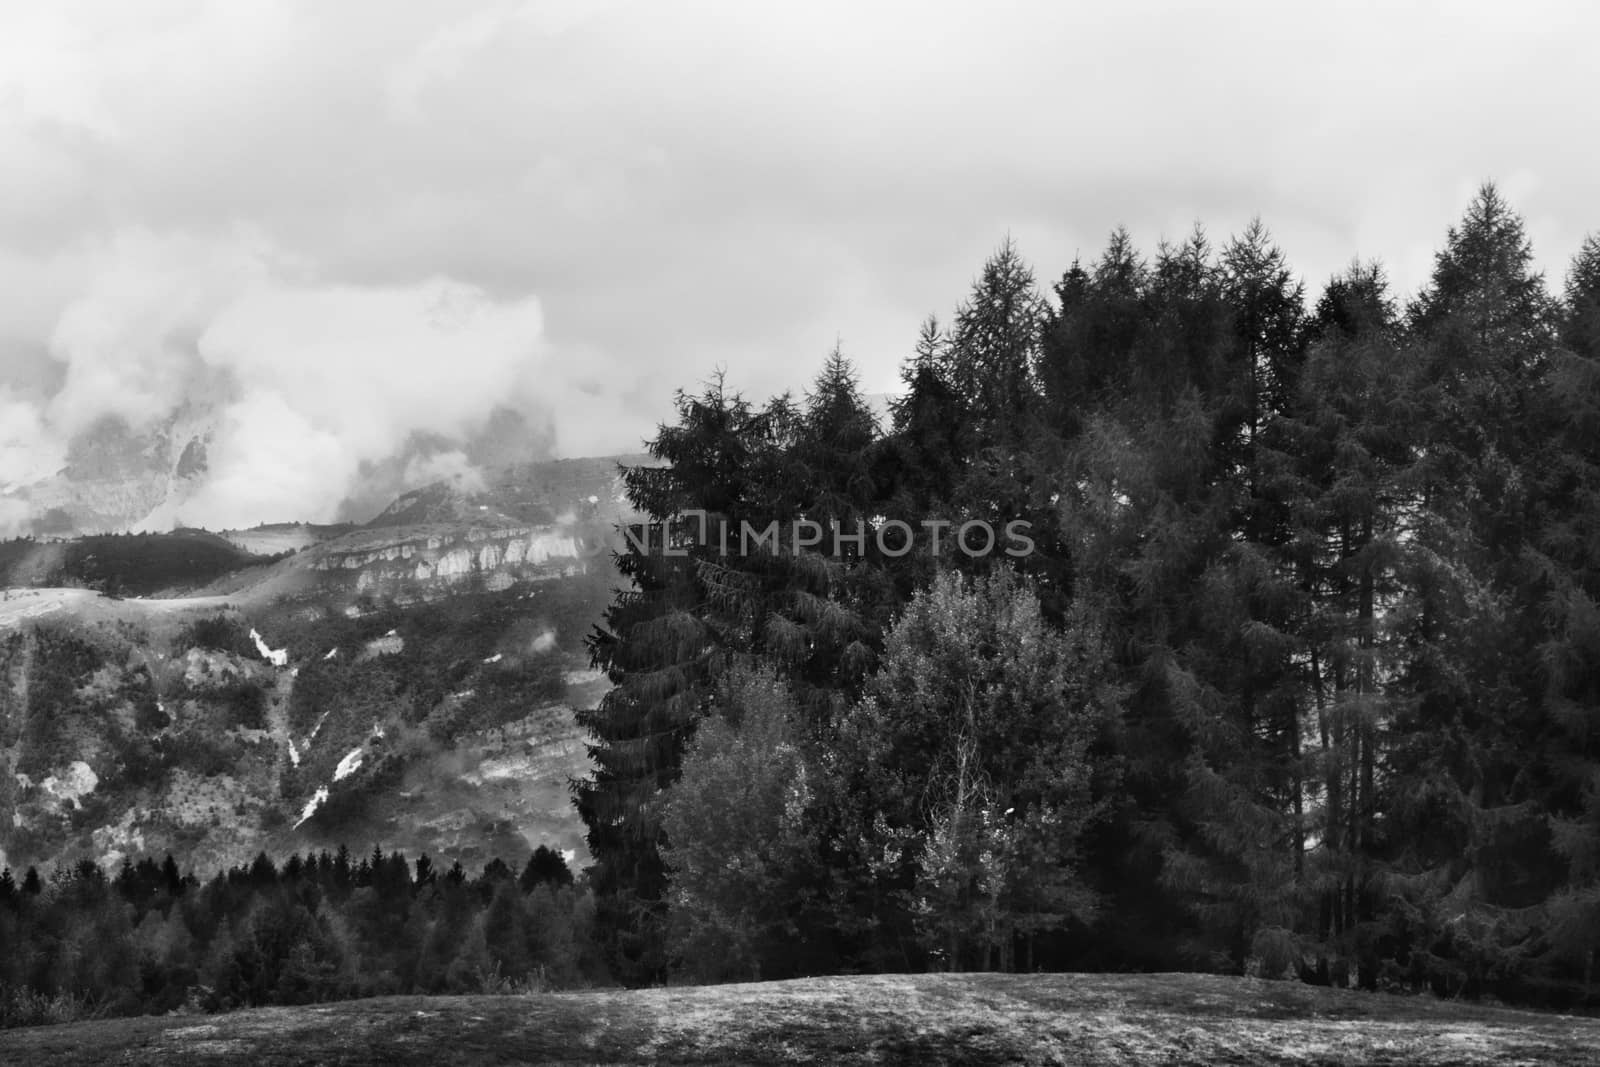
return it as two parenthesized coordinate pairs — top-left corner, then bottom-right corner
(3, 972), (1599, 1065)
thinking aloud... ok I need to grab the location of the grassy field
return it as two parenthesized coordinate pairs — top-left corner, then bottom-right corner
(3, 972), (1598, 1066)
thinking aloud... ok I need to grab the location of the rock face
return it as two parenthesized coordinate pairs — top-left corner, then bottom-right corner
(6, 407), (216, 536)
(297, 523), (598, 602)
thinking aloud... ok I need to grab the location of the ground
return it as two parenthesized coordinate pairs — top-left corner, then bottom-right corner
(3, 972), (1598, 1065)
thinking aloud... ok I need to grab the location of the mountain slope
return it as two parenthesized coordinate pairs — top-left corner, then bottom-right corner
(0, 453), (653, 881)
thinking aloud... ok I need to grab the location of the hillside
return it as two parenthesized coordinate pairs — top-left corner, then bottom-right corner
(0, 453), (652, 881)
(3, 972), (1598, 1065)
(0, 531), (286, 598)
(0, 581), (607, 879)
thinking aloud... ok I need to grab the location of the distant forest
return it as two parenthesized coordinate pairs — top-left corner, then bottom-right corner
(0, 845), (593, 1027)
(3, 183), (1599, 1025)
(576, 184), (1600, 1007)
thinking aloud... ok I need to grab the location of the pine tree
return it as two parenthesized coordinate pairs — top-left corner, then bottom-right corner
(945, 237), (1048, 451)
(519, 846), (575, 892)
(1153, 220), (1311, 972)
(575, 373), (800, 983)
(1292, 261), (1410, 988)
(1383, 183), (1560, 998)
(880, 319), (970, 584)
(1536, 234), (1600, 996)
(1038, 227), (1147, 439)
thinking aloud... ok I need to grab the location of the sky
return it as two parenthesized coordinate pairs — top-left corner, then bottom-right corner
(0, 0), (1595, 529)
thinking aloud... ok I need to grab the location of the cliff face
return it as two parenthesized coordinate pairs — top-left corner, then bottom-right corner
(307, 525), (592, 597)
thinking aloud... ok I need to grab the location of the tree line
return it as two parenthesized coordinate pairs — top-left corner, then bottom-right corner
(0, 845), (597, 1028)
(576, 184), (1600, 1008)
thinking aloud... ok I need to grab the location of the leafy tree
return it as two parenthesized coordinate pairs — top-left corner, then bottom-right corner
(659, 666), (819, 982)
(844, 567), (1115, 971)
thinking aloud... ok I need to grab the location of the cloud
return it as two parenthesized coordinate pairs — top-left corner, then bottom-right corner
(0, 386), (61, 491)
(166, 390), (355, 530)
(3, 226), (585, 531)
(1, 1), (1598, 532)
(171, 271), (560, 528)
(44, 227), (276, 436)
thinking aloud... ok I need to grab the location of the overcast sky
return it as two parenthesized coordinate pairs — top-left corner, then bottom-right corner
(1, 0), (1596, 528)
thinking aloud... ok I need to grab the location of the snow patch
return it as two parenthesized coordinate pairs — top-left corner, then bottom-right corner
(364, 633), (404, 657)
(303, 710), (332, 750)
(323, 648), (339, 661)
(250, 628), (288, 667)
(483, 652), (502, 664)
(293, 786), (329, 829)
(287, 738), (300, 767)
(530, 629), (557, 653)
(334, 747), (365, 781)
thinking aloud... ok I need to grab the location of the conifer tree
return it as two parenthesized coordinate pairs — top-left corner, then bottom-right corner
(944, 238), (1047, 450)
(1536, 235), (1600, 994)
(575, 372), (808, 982)
(1292, 261), (1410, 987)
(1383, 184), (1560, 996)
(1038, 227), (1147, 439)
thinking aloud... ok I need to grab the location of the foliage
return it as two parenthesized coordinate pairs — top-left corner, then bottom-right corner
(0, 844), (601, 1028)
(659, 666), (818, 982)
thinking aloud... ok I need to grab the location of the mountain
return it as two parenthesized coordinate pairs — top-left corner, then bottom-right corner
(6, 407), (218, 537)
(0, 453), (656, 882)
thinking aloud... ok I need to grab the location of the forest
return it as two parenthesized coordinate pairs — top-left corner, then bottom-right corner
(2, 183), (1598, 1025)
(576, 184), (1600, 1007)
(0, 845), (595, 1027)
